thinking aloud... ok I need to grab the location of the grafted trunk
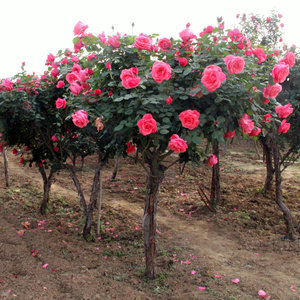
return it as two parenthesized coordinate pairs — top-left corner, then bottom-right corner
(273, 143), (295, 240)
(39, 167), (55, 215)
(2, 148), (9, 187)
(143, 152), (165, 279)
(210, 142), (220, 208)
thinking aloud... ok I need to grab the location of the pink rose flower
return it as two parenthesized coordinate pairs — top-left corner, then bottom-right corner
(178, 57), (188, 66)
(66, 72), (80, 84)
(73, 21), (88, 36)
(70, 82), (83, 96)
(252, 48), (267, 63)
(262, 83), (282, 98)
(51, 135), (59, 142)
(133, 33), (153, 51)
(72, 110), (89, 128)
(179, 110), (200, 130)
(249, 126), (261, 137)
(224, 55), (245, 74)
(72, 55), (79, 63)
(107, 36), (120, 49)
(258, 290), (267, 299)
(179, 28), (196, 42)
(272, 63), (290, 83)
(166, 96), (172, 105)
(151, 61), (172, 83)
(61, 58), (68, 65)
(56, 80), (65, 88)
(120, 67), (141, 89)
(201, 65), (226, 92)
(56, 98), (66, 109)
(106, 62), (112, 70)
(208, 154), (218, 167)
(158, 38), (172, 52)
(264, 113), (272, 122)
(275, 103), (293, 118)
(225, 130), (235, 138)
(281, 51), (295, 68)
(237, 36), (251, 50)
(1, 78), (13, 91)
(239, 113), (254, 134)
(51, 68), (59, 78)
(94, 88), (101, 95)
(278, 119), (290, 134)
(137, 114), (157, 136)
(46, 53), (55, 65)
(168, 134), (188, 153)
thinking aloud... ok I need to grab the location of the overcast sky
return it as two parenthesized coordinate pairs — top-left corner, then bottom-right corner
(0, 0), (298, 78)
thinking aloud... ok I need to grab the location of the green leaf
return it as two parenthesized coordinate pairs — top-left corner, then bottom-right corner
(160, 129), (169, 135)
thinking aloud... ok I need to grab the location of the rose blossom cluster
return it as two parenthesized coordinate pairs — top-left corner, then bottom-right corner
(66, 64), (91, 96)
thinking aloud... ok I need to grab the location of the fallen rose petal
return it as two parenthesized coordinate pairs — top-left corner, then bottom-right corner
(198, 286), (206, 290)
(290, 285), (296, 292)
(191, 270), (196, 275)
(258, 290), (267, 298)
(214, 274), (223, 278)
(232, 278), (240, 284)
(42, 264), (49, 269)
(16, 230), (25, 237)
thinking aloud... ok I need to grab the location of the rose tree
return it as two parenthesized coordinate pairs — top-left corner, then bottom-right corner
(67, 18), (288, 277)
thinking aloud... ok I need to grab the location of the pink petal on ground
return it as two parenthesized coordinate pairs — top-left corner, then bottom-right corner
(191, 270), (196, 275)
(214, 274), (223, 278)
(42, 264), (49, 269)
(232, 278), (240, 284)
(254, 252), (259, 256)
(290, 285), (296, 292)
(198, 286), (206, 290)
(258, 290), (267, 298)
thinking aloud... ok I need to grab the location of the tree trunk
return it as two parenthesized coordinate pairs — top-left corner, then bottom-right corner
(273, 143), (295, 240)
(2, 148), (9, 187)
(143, 152), (165, 279)
(261, 136), (274, 193)
(66, 164), (87, 217)
(210, 142), (221, 208)
(80, 156), (85, 169)
(111, 155), (120, 180)
(83, 158), (103, 240)
(96, 168), (103, 236)
(39, 167), (55, 215)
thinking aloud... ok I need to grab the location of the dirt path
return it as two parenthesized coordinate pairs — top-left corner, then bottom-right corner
(1, 151), (300, 299)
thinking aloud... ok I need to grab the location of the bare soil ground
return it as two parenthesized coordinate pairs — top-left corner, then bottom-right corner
(0, 141), (299, 300)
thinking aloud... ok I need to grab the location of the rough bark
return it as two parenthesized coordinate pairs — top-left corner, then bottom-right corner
(83, 158), (104, 240)
(39, 167), (55, 215)
(261, 135), (274, 193)
(2, 148), (9, 187)
(66, 164), (87, 217)
(143, 152), (165, 279)
(273, 143), (296, 240)
(210, 142), (221, 208)
(111, 156), (120, 180)
(96, 168), (103, 236)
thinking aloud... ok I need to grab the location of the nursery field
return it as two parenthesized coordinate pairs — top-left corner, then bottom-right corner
(0, 141), (299, 300)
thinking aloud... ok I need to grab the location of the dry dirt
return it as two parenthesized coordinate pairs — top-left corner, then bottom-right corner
(0, 141), (299, 300)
